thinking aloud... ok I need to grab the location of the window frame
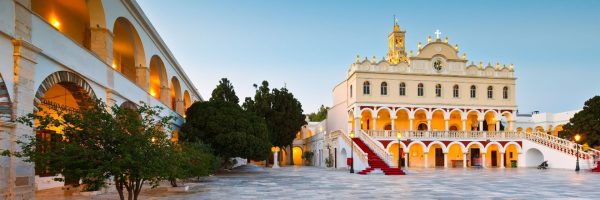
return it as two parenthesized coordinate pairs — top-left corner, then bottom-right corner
(417, 83), (424, 97)
(399, 82), (406, 96)
(363, 81), (370, 95)
(453, 84), (459, 98)
(470, 85), (477, 98)
(487, 86), (494, 99)
(380, 82), (388, 96)
(435, 84), (442, 97)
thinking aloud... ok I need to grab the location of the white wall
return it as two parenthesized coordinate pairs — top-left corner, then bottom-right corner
(520, 140), (593, 170)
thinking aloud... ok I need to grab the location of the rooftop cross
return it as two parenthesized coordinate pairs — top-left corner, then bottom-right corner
(434, 29), (442, 39)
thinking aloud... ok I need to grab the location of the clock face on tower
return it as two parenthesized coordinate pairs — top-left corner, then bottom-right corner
(433, 60), (443, 72)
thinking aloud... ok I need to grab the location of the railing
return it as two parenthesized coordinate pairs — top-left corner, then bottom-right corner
(358, 130), (394, 167)
(523, 131), (599, 161)
(367, 130), (521, 141)
(329, 130), (368, 164)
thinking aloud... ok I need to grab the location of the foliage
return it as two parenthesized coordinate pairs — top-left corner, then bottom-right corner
(308, 105), (329, 122)
(210, 78), (239, 104)
(560, 96), (600, 148)
(302, 151), (314, 165)
(164, 142), (218, 187)
(14, 100), (176, 200)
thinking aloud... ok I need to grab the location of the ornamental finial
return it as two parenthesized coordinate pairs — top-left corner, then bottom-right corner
(356, 55), (360, 63)
(427, 36), (432, 43)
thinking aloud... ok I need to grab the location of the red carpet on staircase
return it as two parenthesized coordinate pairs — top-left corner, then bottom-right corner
(352, 138), (405, 175)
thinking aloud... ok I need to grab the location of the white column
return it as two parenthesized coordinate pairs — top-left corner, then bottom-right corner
(273, 151), (279, 168)
(444, 120), (449, 131)
(427, 119), (432, 131)
(481, 153), (486, 168)
(391, 117), (396, 131)
(444, 153), (448, 168)
(479, 120), (484, 131)
(354, 117), (360, 135)
(463, 153), (467, 168)
(424, 152), (429, 168)
(409, 119), (414, 131)
(500, 152), (505, 168)
(508, 121), (514, 131)
(373, 118), (377, 130)
(404, 153), (409, 168)
(462, 120), (467, 131)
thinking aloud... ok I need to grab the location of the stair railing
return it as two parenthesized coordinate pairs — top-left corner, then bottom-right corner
(330, 130), (368, 164)
(359, 130), (394, 167)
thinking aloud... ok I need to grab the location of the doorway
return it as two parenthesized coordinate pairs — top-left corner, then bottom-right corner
(470, 148), (480, 167)
(491, 150), (498, 167)
(435, 148), (444, 167)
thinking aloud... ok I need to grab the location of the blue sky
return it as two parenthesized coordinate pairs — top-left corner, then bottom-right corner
(137, 0), (600, 114)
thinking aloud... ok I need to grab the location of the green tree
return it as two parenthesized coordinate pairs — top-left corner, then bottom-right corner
(560, 96), (600, 148)
(164, 142), (218, 187)
(14, 100), (176, 200)
(243, 81), (306, 164)
(210, 78), (239, 104)
(308, 105), (329, 122)
(180, 101), (271, 162)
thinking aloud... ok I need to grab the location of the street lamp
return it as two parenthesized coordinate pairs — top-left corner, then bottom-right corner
(575, 134), (581, 172)
(271, 146), (280, 168)
(397, 132), (402, 169)
(349, 131), (355, 173)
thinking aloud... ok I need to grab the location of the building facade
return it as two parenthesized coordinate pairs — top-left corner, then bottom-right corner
(325, 21), (598, 175)
(0, 0), (201, 198)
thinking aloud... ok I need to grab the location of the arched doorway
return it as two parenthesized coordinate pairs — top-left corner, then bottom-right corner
(485, 143), (502, 168)
(525, 148), (544, 167)
(431, 110), (444, 131)
(408, 143), (425, 167)
(292, 146), (303, 166)
(413, 109), (427, 131)
(183, 90), (191, 112)
(170, 77), (182, 114)
(504, 143), (520, 168)
(34, 71), (97, 183)
(360, 109), (373, 130)
(376, 108), (391, 130)
(395, 109), (410, 131)
(149, 55), (168, 103)
(417, 123), (428, 131)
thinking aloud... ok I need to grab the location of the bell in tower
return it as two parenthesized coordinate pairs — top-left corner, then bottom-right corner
(386, 16), (408, 64)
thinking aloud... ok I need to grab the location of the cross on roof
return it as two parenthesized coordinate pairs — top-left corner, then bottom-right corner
(434, 29), (442, 39)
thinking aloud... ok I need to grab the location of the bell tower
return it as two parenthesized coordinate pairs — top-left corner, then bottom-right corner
(386, 17), (408, 64)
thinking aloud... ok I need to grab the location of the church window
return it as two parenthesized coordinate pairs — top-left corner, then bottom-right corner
(435, 84), (442, 97)
(487, 86), (494, 99)
(503, 86), (509, 99)
(470, 85), (477, 98)
(399, 82), (406, 96)
(350, 85), (353, 97)
(363, 81), (370, 95)
(418, 83), (424, 96)
(380, 82), (388, 95)
(453, 85), (459, 98)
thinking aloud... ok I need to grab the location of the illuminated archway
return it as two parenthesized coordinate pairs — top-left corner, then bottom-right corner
(485, 143), (502, 168)
(183, 90), (191, 111)
(448, 110), (462, 131)
(113, 17), (147, 87)
(504, 143), (520, 168)
(149, 55), (168, 103)
(376, 108), (391, 130)
(413, 109), (427, 131)
(466, 110), (479, 131)
(447, 143), (465, 168)
(431, 110), (444, 131)
(360, 109), (373, 130)
(407, 142), (426, 167)
(170, 77), (182, 114)
(292, 146), (303, 166)
(395, 109), (410, 131)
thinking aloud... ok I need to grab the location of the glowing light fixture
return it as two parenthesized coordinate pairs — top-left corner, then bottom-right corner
(51, 19), (61, 28)
(575, 134), (581, 142)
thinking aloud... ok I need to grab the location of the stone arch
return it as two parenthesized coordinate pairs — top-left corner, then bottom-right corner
(394, 108), (410, 131)
(183, 90), (191, 111)
(113, 17), (147, 88)
(483, 110), (498, 131)
(149, 55), (168, 103)
(466, 110), (480, 131)
(413, 109), (428, 130)
(375, 107), (392, 130)
(448, 109), (463, 131)
(430, 109), (445, 131)
(407, 141), (427, 153)
(0, 73), (13, 122)
(447, 141), (467, 153)
(525, 148), (544, 167)
(34, 71), (97, 108)
(485, 142), (503, 152)
(466, 141), (484, 151)
(360, 108), (374, 130)
(170, 76), (182, 113)
(385, 141), (407, 151)
(535, 126), (545, 133)
(32, 0), (106, 50)
(427, 141), (447, 153)
(292, 146), (303, 166)
(503, 141), (522, 153)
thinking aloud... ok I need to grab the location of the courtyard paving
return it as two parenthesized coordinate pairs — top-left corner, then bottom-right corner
(37, 165), (600, 199)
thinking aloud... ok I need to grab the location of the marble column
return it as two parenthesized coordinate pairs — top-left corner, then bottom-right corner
(404, 153), (409, 168)
(479, 120), (484, 131)
(427, 119), (432, 131)
(463, 153), (468, 168)
(496, 121), (500, 131)
(409, 119), (414, 131)
(391, 117), (396, 131)
(424, 152), (429, 168)
(462, 120), (467, 131)
(500, 152), (505, 168)
(482, 153), (486, 168)
(445, 120), (449, 131)
(444, 153), (448, 168)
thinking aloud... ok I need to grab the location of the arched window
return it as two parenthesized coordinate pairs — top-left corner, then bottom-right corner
(363, 81), (370, 95)
(435, 84), (442, 97)
(470, 85), (477, 98)
(399, 82), (406, 96)
(417, 83), (424, 97)
(487, 86), (494, 99)
(453, 85), (459, 98)
(380, 82), (388, 95)
(350, 85), (353, 97)
(503, 86), (509, 99)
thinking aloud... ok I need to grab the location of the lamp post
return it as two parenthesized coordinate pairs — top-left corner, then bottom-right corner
(350, 131), (355, 173)
(271, 146), (280, 168)
(575, 134), (581, 172)
(397, 132), (402, 169)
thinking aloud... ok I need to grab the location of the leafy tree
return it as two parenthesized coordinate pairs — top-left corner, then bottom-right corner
(244, 81), (306, 164)
(164, 142), (218, 187)
(210, 78), (239, 104)
(180, 101), (271, 162)
(308, 105), (329, 122)
(560, 96), (600, 148)
(14, 100), (176, 200)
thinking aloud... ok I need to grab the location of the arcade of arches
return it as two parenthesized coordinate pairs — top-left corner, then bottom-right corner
(386, 141), (522, 168)
(30, 0), (192, 116)
(352, 107), (515, 132)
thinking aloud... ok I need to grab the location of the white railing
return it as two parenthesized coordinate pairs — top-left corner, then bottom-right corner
(358, 130), (394, 167)
(367, 130), (521, 141)
(329, 130), (368, 163)
(523, 131), (599, 161)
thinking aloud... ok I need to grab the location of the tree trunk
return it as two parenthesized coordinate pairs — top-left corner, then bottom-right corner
(115, 176), (125, 200)
(169, 178), (178, 187)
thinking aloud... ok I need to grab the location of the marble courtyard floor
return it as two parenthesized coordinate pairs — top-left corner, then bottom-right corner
(36, 166), (600, 199)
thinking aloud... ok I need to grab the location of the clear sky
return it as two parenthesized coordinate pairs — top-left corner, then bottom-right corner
(137, 0), (600, 114)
